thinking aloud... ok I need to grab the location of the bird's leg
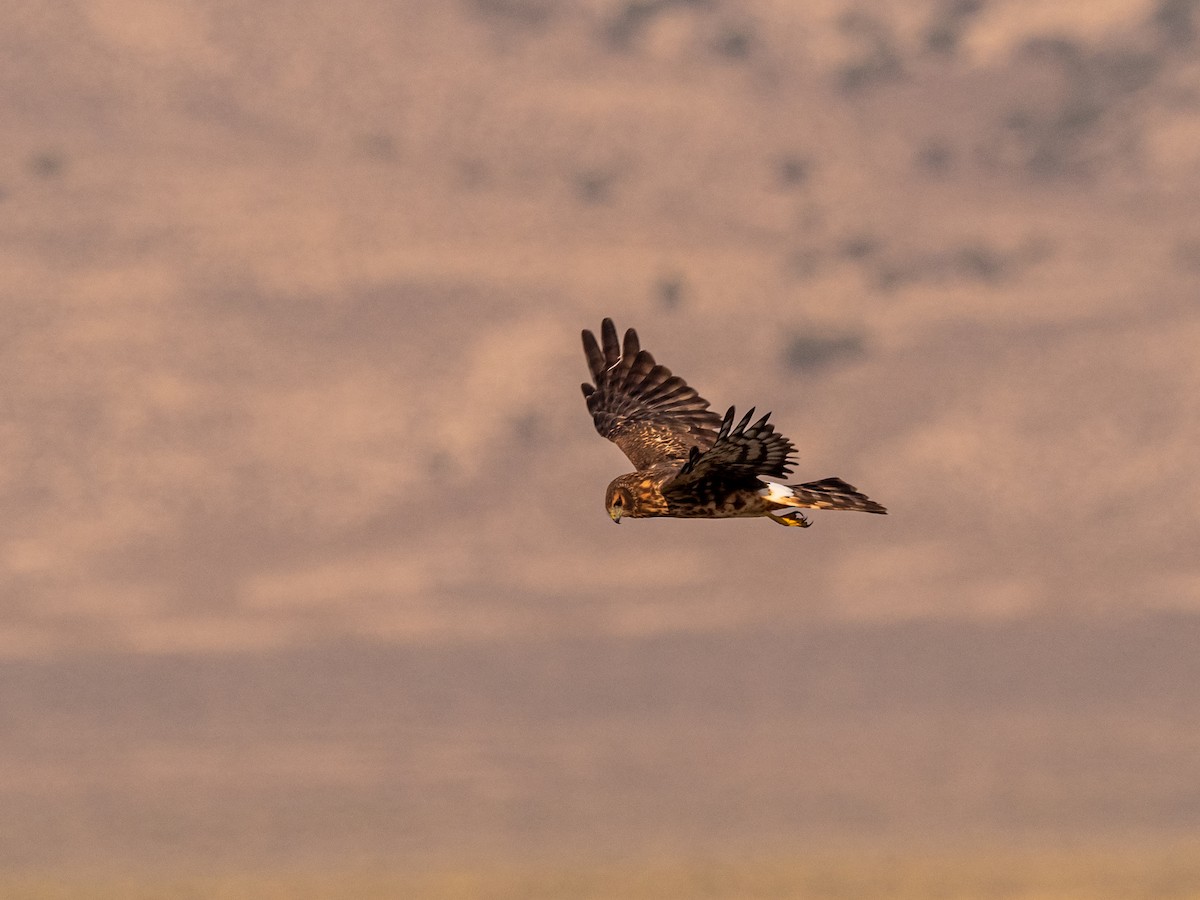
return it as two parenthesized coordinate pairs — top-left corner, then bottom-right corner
(768, 511), (810, 527)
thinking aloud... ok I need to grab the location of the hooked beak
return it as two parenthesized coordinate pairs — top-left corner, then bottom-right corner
(609, 507), (622, 524)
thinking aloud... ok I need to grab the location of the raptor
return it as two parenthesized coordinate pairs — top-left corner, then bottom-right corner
(581, 319), (887, 527)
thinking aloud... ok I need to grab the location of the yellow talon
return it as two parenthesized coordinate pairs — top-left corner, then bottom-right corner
(769, 512), (810, 527)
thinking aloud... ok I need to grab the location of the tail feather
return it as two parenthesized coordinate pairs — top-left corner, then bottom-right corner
(773, 476), (887, 514)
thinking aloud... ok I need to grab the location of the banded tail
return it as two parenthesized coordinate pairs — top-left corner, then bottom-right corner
(760, 477), (887, 514)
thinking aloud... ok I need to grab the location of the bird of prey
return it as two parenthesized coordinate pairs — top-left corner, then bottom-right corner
(580, 318), (886, 527)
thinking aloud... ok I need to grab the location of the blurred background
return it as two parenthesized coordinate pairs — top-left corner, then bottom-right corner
(3, 0), (1200, 896)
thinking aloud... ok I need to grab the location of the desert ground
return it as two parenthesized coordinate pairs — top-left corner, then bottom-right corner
(3, 0), (1200, 895)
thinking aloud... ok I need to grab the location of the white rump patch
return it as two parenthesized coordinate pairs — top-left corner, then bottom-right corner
(758, 481), (794, 501)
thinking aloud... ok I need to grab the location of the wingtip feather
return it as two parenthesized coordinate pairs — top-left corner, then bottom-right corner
(623, 327), (640, 359)
(600, 318), (620, 366)
(581, 329), (605, 380)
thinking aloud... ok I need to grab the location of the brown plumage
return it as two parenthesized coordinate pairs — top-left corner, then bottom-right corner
(581, 318), (887, 527)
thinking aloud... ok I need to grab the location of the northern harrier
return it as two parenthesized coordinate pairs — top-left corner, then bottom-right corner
(581, 318), (886, 527)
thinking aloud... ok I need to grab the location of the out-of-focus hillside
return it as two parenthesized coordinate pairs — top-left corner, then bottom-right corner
(1, 0), (1199, 881)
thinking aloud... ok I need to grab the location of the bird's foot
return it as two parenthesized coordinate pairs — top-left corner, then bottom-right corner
(769, 511), (810, 527)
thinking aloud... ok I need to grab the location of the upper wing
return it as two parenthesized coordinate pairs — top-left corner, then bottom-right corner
(581, 318), (723, 471)
(664, 406), (796, 493)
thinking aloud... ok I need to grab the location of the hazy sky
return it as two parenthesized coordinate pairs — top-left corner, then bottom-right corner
(2, 0), (1199, 870)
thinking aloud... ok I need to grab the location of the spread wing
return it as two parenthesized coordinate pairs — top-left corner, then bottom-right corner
(581, 318), (723, 471)
(664, 406), (796, 494)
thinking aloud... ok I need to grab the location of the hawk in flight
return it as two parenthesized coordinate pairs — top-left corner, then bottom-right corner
(581, 319), (886, 527)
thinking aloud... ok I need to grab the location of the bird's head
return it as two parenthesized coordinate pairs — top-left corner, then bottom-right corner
(604, 478), (638, 524)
